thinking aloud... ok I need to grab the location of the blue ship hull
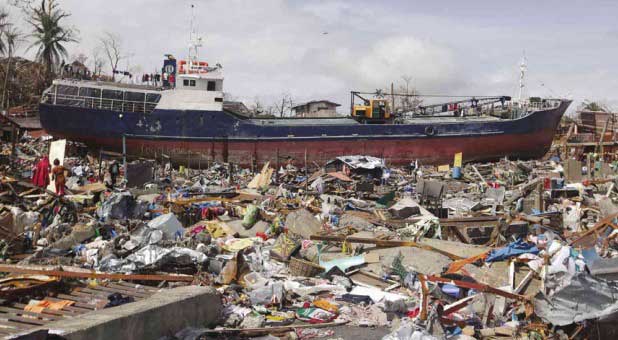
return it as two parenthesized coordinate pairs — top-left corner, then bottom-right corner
(39, 100), (570, 165)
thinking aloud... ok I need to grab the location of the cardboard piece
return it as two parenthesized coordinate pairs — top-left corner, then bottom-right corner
(47, 139), (66, 192)
(454, 152), (462, 167)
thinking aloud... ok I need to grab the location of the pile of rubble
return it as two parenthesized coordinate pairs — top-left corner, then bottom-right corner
(2, 139), (618, 339)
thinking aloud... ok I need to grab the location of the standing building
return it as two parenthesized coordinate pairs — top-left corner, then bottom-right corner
(291, 100), (340, 118)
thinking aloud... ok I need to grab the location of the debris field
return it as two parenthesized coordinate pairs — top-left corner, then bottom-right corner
(1, 136), (618, 340)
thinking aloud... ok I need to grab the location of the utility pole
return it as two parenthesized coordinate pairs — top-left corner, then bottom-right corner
(391, 83), (395, 113)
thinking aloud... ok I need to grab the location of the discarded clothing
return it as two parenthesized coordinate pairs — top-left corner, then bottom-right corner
(31, 156), (50, 188)
(105, 292), (134, 308)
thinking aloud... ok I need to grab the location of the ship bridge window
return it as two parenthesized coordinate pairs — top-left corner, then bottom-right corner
(102, 89), (123, 100)
(79, 87), (101, 109)
(207, 81), (216, 91)
(146, 93), (161, 103)
(124, 92), (145, 102)
(57, 85), (78, 96)
(78, 87), (101, 98)
(103, 89), (123, 111)
(182, 79), (196, 87)
(55, 85), (81, 106)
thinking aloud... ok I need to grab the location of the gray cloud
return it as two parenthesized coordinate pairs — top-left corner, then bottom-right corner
(6, 0), (618, 112)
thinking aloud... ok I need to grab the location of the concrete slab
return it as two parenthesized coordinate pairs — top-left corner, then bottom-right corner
(13, 285), (221, 340)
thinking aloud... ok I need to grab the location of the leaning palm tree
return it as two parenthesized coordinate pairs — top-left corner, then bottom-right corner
(1, 25), (21, 109)
(0, 9), (9, 55)
(27, 0), (77, 79)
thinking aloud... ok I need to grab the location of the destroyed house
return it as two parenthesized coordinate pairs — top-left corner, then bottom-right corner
(291, 100), (341, 118)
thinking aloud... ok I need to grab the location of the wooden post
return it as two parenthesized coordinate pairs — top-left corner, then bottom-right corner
(10, 125), (16, 165)
(304, 148), (308, 191)
(276, 148), (279, 183)
(537, 182), (544, 212)
(598, 117), (610, 158)
(122, 135), (127, 175)
(350, 91), (354, 115)
(98, 149), (103, 180)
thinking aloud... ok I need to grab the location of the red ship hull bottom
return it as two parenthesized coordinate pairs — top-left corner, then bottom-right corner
(54, 128), (555, 167)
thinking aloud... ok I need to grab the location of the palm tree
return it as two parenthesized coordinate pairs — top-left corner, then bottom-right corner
(27, 0), (77, 79)
(2, 25), (21, 109)
(0, 9), (9, 56)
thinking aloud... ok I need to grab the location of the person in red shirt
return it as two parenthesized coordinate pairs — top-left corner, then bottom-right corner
(32, 156), (51, 188)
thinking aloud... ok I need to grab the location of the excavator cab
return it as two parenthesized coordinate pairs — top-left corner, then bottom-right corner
(352, 98), (391, 123)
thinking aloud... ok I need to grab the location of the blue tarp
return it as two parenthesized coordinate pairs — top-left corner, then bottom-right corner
(486, 239), (539, 262)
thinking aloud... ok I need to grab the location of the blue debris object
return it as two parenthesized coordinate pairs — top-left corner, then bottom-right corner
(441, 283), (461, 298)
(486, 239), (539, 262)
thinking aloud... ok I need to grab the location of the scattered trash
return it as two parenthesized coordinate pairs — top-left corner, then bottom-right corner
(3, 136), (618, 339)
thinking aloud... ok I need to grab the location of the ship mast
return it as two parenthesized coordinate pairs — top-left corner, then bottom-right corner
(518, 52), (527, 103)
(188, 4), (203, 67)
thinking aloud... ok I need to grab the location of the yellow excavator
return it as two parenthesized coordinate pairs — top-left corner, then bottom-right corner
(351, 91), (391, 123)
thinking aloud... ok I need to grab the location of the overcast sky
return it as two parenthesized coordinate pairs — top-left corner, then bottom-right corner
(7, 0), (618, 112)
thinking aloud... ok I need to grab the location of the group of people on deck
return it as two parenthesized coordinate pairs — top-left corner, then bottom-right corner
(31, 156), (67, 195)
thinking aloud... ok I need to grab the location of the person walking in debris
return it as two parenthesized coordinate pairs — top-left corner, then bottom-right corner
(51, 159), (67, 196)
(381, 168), (391, 186)
(109, 160), (120, 188)
(32, 156), (51, 188)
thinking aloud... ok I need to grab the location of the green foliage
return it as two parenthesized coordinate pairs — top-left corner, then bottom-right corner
(581, 100), (608, 112)
(27, 0), (77, 77)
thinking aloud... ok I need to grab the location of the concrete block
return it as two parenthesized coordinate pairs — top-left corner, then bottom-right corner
(16, 285), (221, 340)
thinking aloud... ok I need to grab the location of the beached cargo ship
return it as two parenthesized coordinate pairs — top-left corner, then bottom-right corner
(38, 57), (570, 166)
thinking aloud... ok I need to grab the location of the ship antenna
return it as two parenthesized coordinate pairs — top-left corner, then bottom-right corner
(518, 51), (527, 103)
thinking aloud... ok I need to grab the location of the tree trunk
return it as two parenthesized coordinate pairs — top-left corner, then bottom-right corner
(1, 53), (12, 109)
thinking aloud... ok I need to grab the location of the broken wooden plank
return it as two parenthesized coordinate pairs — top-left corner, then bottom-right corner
(0, 265), (194, 282)
(198, 320), (349, 336)
(425, 275), (529, 301)
(310, 234), (463, 260)
(569, 213), (618, 246)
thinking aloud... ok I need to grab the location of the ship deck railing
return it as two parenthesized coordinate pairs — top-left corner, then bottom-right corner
(510, 99), (562, 117)
(42, 92), (158, 114)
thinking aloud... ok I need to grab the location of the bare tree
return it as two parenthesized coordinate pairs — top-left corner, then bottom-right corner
(385, 75), (421, 114)
(91, 47), (104, 77)
(272, 92), (294, 117)
(100, 32), (124, 81)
